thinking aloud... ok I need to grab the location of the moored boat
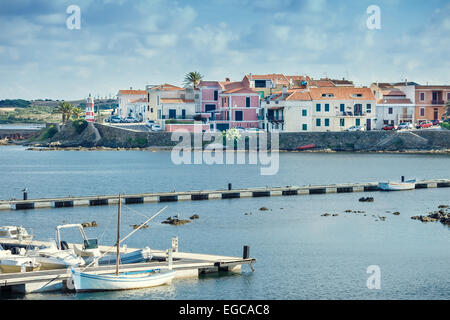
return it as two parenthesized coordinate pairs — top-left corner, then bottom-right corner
(296, 144), (316, 151)
(378, 179), (416, 191)
(0, 245), (40, 273)
(27, 241), (85, 270)
(70, 196), (173, 292)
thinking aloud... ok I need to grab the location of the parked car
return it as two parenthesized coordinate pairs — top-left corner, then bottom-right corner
(382, 124), (397, 131)
(416, 121), (432, 129)
(346, 126), (365, 132)
(124, 117), (139, 123)
(432, 119), (440, 126)
(398, 122), (413, 130)
(151, 124), (162, 132)
(146, 120), (155, 128)
(107, 116), (122, 123)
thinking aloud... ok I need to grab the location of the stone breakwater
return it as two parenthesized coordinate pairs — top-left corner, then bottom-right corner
(25, 121), (450, 152)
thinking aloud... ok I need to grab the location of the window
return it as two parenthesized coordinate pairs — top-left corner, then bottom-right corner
(302, 124), (307, 131)
(420, 92), (425, 101)
(205, 104), (216, 112)
(157, 96), (160, 105)
(340, 118), (345, 127)
(168, 109), (176, 119)
(325, 104), (330, 112)
(316, 118), (321, 127)
(151, 108), (153, 113)
(246, 97), (251, 108)
(254, 80), (266, 88)
(147, 106), (149, 112)
(235, 110), (243, 121)
(325, 118), (330, 127)
(214, 90), (218, 101)
(388, 107), (393, 114)
(420, 107), (425, 117)
(182, 109), (186, 119)
(356, 118), (360, 126)
(447, 92), (450, 101)
(340, 104), (345, 113)
(366, 104), (371, 113)
(302, 109), (307, 117)
(316, 104), (321, 112)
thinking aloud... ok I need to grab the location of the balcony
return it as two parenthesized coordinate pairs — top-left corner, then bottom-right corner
(267, 116), (284, 122)
(432, 100), (444, 105)
(336, 112), (367, 117)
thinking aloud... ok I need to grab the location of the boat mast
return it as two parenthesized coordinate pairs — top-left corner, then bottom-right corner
(115, 194), (121, 276)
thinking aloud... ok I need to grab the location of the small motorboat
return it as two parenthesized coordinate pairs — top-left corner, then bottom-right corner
(0, 245), (40, 273)
(378, 179), (416, 191)
(26, 241), (86, 270)
(84, 247), (153, 266)
(296, 144), (316, 151)
(0, 226), (33, 241)
(56, 224), (101, 258)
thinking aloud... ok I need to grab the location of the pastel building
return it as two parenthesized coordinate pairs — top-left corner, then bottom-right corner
(414, 85), (450, 122)
(117, 89), (147, 119)
(308, 87), (376, 131)
(199, 78), (260, 131)
(146, 84), (202, 131)
(375, 89), (415, 129)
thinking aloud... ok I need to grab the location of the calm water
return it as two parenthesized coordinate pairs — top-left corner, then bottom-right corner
(0, 146), (449, 300)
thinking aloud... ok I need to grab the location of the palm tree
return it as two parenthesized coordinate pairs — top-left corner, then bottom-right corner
(183, 71), (203, 88)
(71, 107), (83, 120)
(53, 102), (74, 123)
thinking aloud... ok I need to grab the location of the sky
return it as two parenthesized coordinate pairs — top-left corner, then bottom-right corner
(0, 0), (449, 100)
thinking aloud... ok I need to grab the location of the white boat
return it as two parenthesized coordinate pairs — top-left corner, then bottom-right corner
(378, 179), (416, 191)
(71, 268), (174, 292)
(56, 224), (101, 258)
(27, 241), (85, 270)
(0, 245), (40, 273)
(71, 197), (174, 292)
(0, 226), (33, 241)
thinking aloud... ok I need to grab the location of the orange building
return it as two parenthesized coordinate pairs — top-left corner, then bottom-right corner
(415, 85), (450, 122)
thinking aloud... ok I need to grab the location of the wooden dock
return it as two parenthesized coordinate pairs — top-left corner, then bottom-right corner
(1, 178), (449, 211)
(0, 239), (256, 294)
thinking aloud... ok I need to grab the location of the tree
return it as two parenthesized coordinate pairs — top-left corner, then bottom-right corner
(53, 102), (74, 123)
(71, 107), (83, 119)
(183, 71), (203, 88)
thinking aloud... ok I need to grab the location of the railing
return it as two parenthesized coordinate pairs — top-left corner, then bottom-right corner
(432, 100), (444, 105)
(267, 116), (284, 122)
(335, 112), (367, 117)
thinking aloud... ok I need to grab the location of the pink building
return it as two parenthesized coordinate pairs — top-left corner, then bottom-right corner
(199, 78), (261, 131)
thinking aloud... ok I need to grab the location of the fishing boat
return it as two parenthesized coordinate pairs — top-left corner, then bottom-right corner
(0, 245), (40, 273)
(378, 179), (416, 191)
(70, 197), (175, 292)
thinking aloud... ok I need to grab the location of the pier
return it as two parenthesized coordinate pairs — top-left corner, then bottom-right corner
(1, 178), (449, 211)
(0, 239), (256, 294)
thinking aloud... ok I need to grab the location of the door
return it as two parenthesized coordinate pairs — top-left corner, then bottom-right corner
(366, 119), (371, 131)
(169, 109), (176, 119)
(433, 108), (438, 120)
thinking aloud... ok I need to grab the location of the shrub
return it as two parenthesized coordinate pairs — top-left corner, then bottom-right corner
(72, 119), (88, 134)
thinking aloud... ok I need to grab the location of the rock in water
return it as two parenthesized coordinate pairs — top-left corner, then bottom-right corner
(190, 214), (200, 220)
(259, 207), (269, 211)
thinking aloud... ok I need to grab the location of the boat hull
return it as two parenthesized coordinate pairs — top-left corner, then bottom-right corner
(378, 181), (416, 191)
(71, 269), (175, 292)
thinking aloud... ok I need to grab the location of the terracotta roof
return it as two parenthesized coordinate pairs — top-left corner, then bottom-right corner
(161, 98), (195, 104)
(377, 98), (413, 104)
(309, 87), (375, 100)
(382, 90), (406, 97)
(246, 74), (290, 85)
(286, 90), (312, 101)
(223, 87), (258, 94)
(307, 79), (336, 87)
(149, 84), (184, 91)
(118, 90), (147, 95)
(128, 98), (147, 103)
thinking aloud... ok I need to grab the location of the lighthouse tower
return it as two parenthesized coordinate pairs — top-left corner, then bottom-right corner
(85, 94), (95, 123)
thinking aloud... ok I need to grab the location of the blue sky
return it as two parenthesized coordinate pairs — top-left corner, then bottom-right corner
(0, 0), (449, 100)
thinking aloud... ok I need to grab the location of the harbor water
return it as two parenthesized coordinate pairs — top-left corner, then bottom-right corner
(0, 145), (449, 300)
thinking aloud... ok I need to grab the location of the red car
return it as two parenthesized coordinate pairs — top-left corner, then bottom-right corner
(432, 120), (440, 126)
(416, 121), (432, 129)
(382, 125), (396, 130)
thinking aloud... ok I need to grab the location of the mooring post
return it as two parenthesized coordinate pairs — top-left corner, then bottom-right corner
(243, 245), (250, 259)
(22, 188), (28, 201)
(228, 183), (232, 191)
(168, 248), (173, 270)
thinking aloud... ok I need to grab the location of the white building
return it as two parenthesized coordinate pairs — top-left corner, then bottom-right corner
(375, 89), (415, 129)
(117, 89), (147, 119)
